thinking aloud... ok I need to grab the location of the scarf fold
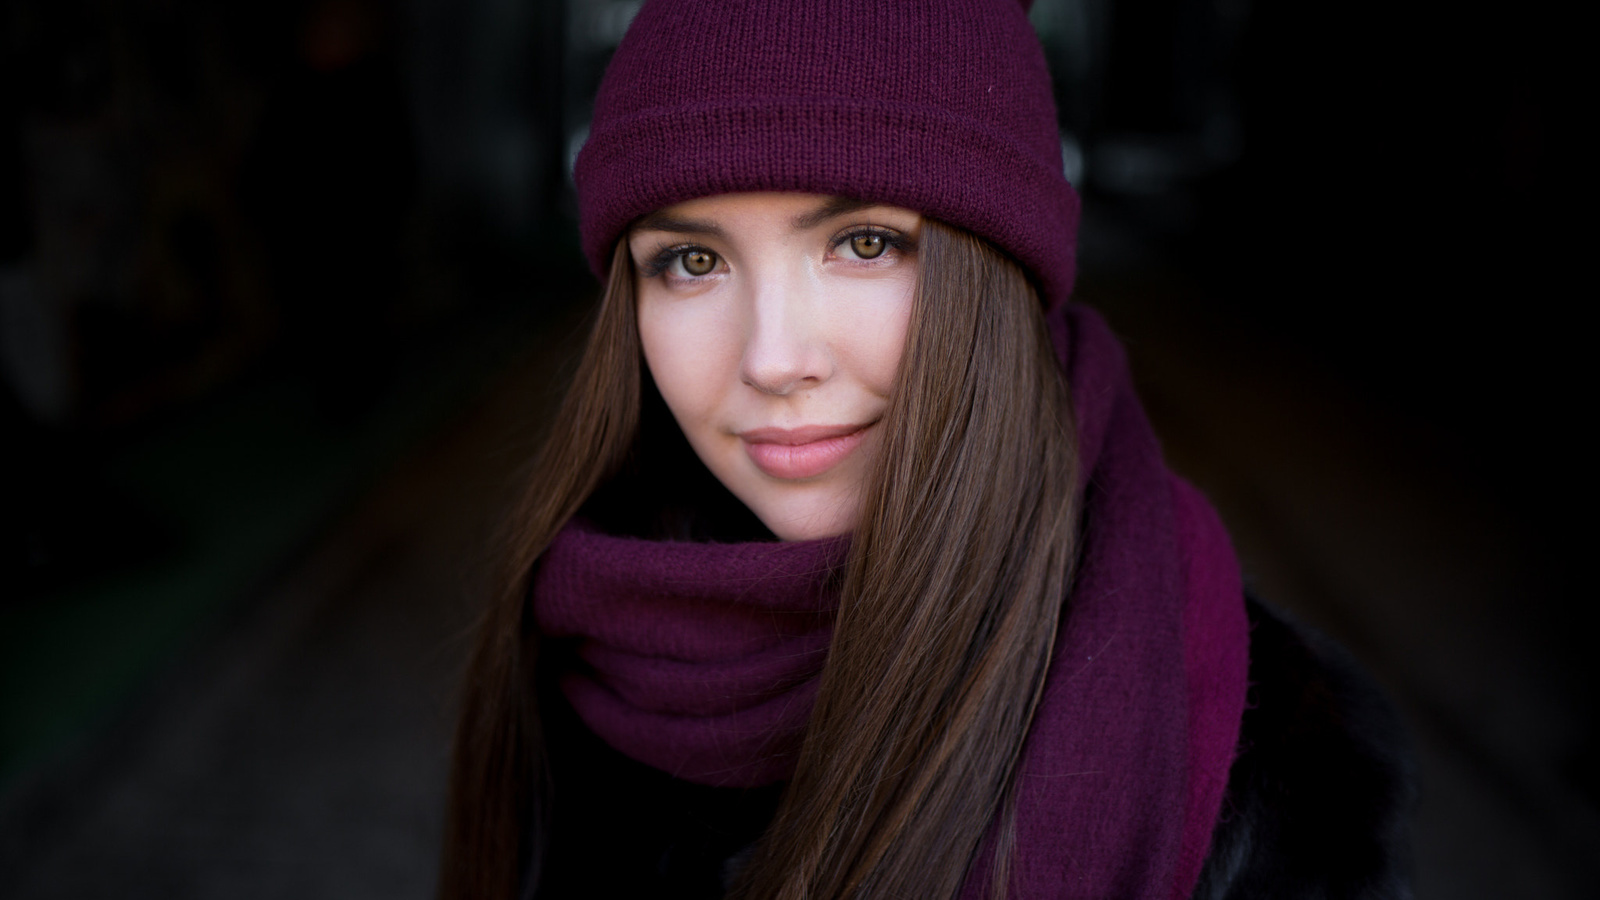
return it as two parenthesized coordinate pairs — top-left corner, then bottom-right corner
(530, 304), (1248, 899)
(534, 527), (847, 786)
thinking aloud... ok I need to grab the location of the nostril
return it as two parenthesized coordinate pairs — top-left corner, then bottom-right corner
(741, 366), (802, 396)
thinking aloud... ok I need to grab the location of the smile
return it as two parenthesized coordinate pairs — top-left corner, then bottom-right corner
(740, 423), (873, 480)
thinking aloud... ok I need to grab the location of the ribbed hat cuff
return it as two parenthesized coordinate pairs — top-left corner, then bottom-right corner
(576, 98), (1080, 308)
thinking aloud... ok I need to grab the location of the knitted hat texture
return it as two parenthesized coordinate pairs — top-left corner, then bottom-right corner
(574, 0), (1080, 308)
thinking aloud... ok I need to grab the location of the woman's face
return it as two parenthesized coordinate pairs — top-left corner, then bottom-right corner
(630, 192), (920, 541)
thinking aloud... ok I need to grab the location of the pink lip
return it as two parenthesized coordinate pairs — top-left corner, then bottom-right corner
(740, 423), (873, 480)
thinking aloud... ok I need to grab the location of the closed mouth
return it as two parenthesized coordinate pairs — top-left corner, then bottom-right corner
(740, 422), (873, 479)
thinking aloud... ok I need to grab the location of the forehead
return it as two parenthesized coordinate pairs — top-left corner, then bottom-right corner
(631, 193), (917, 236)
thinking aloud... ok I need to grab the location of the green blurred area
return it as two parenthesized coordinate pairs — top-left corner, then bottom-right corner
(0, 305), (548, 789)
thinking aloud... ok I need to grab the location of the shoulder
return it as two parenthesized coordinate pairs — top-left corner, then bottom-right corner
(1192, 595), (1418, 900)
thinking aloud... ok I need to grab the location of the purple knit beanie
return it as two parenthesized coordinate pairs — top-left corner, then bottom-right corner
(574, 0), (1080, 309)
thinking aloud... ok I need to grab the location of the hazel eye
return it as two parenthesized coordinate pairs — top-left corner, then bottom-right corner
(848, 233), (887, 259)
(680, 249), (718, 276)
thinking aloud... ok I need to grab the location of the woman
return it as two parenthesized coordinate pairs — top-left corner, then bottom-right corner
(440, 2), (1414, 898)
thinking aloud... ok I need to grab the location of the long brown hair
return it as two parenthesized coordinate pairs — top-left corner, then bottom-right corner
(438, 218), (1077, 899)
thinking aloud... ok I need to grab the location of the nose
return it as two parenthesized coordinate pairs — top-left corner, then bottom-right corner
(738, 274), (832, 395)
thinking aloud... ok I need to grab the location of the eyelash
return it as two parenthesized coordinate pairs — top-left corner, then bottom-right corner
(639, 242), (704, 279)
(637, 227), (914, 280)
(831, 226), (914, 260)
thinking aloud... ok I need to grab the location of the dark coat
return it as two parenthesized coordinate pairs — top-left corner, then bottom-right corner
(1192, 597), (1416, 899)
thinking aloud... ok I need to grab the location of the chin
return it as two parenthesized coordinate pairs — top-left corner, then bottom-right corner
(750, 493), (859, 542)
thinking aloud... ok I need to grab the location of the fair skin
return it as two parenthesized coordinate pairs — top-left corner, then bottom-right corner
(630, 192), (921, 541)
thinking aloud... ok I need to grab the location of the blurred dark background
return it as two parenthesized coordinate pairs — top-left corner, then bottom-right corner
(0, 0), (1588, 897)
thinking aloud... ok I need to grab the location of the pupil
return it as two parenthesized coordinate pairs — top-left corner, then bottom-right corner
(853, 235), (885, 259)
(685, 251), (714, 275)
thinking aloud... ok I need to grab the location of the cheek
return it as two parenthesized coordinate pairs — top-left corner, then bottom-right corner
(636, 293), (733, 427)
(834, 274), (916, 396)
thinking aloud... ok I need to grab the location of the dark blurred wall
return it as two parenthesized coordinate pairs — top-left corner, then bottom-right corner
(1046, 0), (1577, 569)
(0, 0), (596, 597)
(0, 0), (587, 432)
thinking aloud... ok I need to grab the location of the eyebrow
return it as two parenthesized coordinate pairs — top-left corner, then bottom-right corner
(790, 196), (877, 230)
(631, 196), (882, 238)
(631, 210), (726, 238)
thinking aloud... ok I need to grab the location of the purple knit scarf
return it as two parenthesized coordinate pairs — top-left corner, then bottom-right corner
(532, 304), (1248, 899)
